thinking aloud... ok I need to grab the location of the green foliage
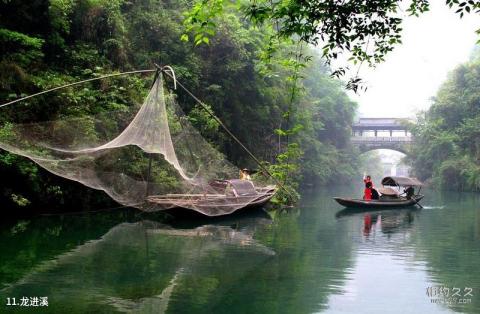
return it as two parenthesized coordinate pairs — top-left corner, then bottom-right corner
(409, 48), (480, 191)
(184, 0), (480, 91)
(9, 220), (30, 235)
(0, 29), (43, 50)
(445, 0), (480, 18)
(0, 28), (44, 66)
(188, 103), (220, 140)
(182, 0), (223, 45)
(0, 0), (358, 209)
(11, 194), (31, 207)
(269, 143), (303, 205)
(0, 122), (14, 141)
(48, 0), (75, 49)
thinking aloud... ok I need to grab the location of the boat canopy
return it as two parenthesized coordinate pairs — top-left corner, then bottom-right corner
(228, 179), (258, 196)
(377, 187), (399, 196)
(381, 176), (423, 187)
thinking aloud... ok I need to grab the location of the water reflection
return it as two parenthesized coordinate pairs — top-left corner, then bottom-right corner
(328, 186), (480, 314)
(0, 204), (356, 314)
(1, 212), (275, 313)
(336, 208), (418, 236)
(0, 188), (479, 313)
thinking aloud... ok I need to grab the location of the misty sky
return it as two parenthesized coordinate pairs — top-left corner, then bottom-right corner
(346, 1), (480, 119)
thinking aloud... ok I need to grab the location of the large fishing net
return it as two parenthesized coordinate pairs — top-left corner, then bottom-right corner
(0, 71), (276, 216)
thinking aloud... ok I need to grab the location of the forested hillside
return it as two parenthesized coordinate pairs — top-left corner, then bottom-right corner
(408, 49), (480, 191)
(0, 0), (358, 210)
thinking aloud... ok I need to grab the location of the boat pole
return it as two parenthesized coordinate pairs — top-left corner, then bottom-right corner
(145, 69), (161, 198)
(414, 186), (423, 208)
(160, 66), (294, 199)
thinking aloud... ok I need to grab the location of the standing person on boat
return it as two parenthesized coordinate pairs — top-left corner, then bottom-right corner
(363, 174), (373, 200)
(363, 174), (373, 187)
(364, 181), (379, 200)
(364, 181), (373, 200)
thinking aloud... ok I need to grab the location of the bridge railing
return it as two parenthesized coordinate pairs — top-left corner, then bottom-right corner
(351, 136), (412, 143)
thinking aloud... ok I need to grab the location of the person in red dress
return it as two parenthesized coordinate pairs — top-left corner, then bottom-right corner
(364, 181), (373, 200)
(363, 174), (373, 200)
(363, 174), (373, 187)
(363, 175), (380, 200)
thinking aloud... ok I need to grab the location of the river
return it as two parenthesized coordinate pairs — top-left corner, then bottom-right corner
(0, 187), (479, 313)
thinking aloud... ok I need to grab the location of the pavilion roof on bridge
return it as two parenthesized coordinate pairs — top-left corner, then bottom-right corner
(353, 117), (411, 131)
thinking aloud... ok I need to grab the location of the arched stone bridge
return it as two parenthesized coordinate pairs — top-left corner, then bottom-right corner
(351, 118), (412, 154)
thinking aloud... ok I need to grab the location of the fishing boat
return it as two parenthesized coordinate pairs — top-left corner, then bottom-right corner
(147, 179), (277, 214)
(0, 66), (282, 217)
(333, 176), (424, 209)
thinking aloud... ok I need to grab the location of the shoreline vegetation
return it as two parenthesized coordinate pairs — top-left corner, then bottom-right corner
(0, 0), (358, 211)
(1, 0), (479, 212)
(407, 48), (480, 192)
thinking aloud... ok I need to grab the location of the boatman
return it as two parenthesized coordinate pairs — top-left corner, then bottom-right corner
(240, 168), (251, 180)
(404, 186), (415, 199)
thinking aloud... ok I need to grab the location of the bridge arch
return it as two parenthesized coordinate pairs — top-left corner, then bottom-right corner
(359, 148), (411, 177)
(355, 143), (409, 155)
(351, 118), (412, 156)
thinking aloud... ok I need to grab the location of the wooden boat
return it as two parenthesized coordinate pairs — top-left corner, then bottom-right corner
(333, 176), (424, 209)
(147, 179), (276, 216)
(333, 195), (424, 209)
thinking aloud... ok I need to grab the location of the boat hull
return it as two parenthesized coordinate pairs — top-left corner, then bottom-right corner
(161, 195), (274, 218)
(147, 187), (276, 217)
(333, 195), (424, 209)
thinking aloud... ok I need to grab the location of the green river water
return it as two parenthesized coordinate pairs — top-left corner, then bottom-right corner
(1, 187), (479, 313)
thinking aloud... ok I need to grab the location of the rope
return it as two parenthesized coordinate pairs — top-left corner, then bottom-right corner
(0, 69), (156, 109)
(161, 68), (294, 198)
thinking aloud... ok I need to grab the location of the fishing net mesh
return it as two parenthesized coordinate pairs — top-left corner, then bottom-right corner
(0, 73), (275, 216)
